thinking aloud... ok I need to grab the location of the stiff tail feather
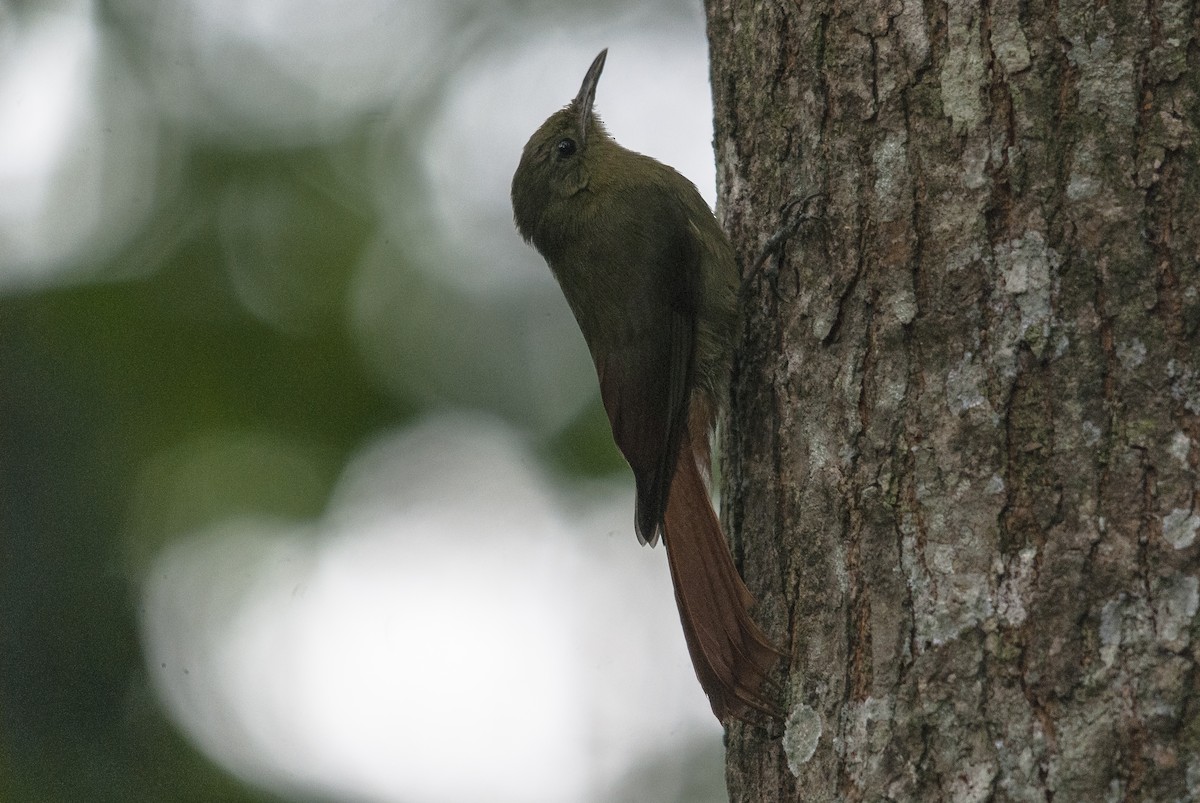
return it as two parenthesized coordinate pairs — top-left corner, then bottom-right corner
(662, 425), (783, 722)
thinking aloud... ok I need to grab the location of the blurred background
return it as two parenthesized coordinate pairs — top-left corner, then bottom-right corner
(0, 0), (729, 800)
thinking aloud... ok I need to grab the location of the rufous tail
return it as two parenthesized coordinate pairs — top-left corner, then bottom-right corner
(662, 424), (783, 722)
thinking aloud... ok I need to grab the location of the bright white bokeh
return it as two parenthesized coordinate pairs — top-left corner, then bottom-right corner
(0, 0), (159, 288)
(108, 0), (464, 144)
(141, 416), (721, 802)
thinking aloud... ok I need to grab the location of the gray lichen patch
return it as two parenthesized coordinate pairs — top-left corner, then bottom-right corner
(783, 703), (822, 775)
(939, 0), (985, 133)
(1100, 576), (1199, 666)
(872, 129), (909, 221)
(901, 526), (994, 647)
(989, 1), (1031, 76)
(1153, 576), (1199, 649)
(1167, 360), (1200, 414)
(1115, 338), (1146, 370)
(945, 351), (991, 415)
(1063, 31), (1137, 126)
(1162, 508), (1200, 549)
(994, 231), (1057, 359)
(995, 546), (1038, 626)
(948, 761), (1000, 803)
(1168, 432), (1193, 467)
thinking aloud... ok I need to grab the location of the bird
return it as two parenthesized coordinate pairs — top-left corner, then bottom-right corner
(511, 48), (782, 723)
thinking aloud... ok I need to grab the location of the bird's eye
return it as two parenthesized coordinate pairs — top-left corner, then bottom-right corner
(556, 138), (577, 158)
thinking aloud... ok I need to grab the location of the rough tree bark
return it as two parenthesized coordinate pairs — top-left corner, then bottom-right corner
(705, 0), (1200, 799)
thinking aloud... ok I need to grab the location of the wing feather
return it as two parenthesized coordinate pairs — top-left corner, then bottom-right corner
(591, 184), (699, 545)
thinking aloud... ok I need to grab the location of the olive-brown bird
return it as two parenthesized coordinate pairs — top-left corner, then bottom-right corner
(511, 49), (781, 722)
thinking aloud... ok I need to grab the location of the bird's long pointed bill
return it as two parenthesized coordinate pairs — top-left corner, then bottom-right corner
(573, 48), (607, 147)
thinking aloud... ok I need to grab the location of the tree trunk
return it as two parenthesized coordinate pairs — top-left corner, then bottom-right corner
(705, 0), (1200, 799)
